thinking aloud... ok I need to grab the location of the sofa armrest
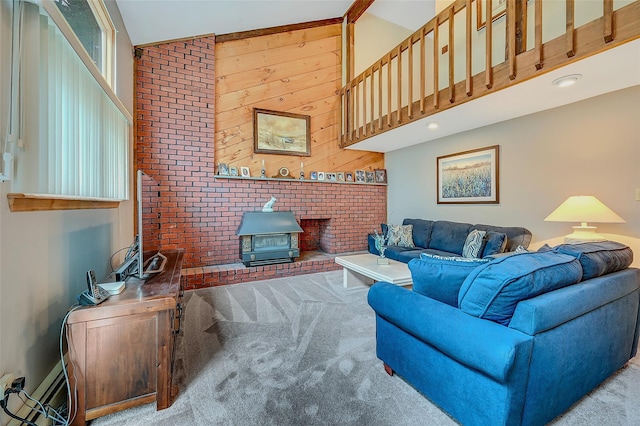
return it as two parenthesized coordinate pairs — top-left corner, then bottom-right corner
(368, 282), (532, 383)
(509, 268), (640, 335)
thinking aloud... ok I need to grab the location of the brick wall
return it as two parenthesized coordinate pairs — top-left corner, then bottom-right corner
(135, 33), (387, 285)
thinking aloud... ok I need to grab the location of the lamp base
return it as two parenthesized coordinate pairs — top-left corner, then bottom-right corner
(563, 225), (606, 244)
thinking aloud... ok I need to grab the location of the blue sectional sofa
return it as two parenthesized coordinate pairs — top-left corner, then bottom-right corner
(368, 218), (532, 263)
(368, 241), (640, 426)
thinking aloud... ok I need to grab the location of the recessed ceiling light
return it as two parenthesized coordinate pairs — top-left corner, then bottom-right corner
(427, 122), (439, 130)
(552, 74), (582, 87)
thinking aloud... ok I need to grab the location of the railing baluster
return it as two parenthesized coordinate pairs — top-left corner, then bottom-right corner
(378, 60), (383, 130)
(362, 73), (367, 136)
(485, 0), (493, 89)
(387, 53), (392, 127)
(355, 78), (360, 139)
(420, 27), (426, 111)
(604, 0), (614, 42)
(535, 0), (543, 70)
(397, 45), (402, 123)
(433, 15), (440, 109)
(566, 0), (575, 57)
(408, 39), (414, 118)
(449, 7), (455, 103)
(466, 0), (472, 96)
(370, 69), (375, 134)
(508, 0), (517, 80)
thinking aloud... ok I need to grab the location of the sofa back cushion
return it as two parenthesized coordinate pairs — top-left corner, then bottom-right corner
(402, 218), (433, 248)
(481, 231), (508, 257)
(470, 224), (533, 252)
(429, 221), (472, 255)
(410, 254), (489, 307)
(458, 251), (583, 325)
(554, 241), (633, 280)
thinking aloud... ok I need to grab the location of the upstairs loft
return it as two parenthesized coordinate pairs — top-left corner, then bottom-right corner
(341, 0), (640, 152)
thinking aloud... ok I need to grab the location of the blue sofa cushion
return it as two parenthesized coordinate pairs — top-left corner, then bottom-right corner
(403, 218), (433, 248)
(462, 229), (487, 258)
(429, 221), (472, 255)
(410, 254), (489, 307)
(555, 241), (633, 280)
(482, 231), (507, 257)
(458, 251), (583, 325)
(387, 224), (415, 247)
(471, 224), (533, 252)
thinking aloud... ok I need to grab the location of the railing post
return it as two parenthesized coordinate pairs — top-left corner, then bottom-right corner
(466, 0), (472, 97)
(507, 0), (517, 80)
(448, 7), (455, 103)
(433, 14), (440, 108)
(534, 0), (543, 70)
(485, 0), (493, 89)
(566, 0), (576, 57)
(604, 0), (614, 43)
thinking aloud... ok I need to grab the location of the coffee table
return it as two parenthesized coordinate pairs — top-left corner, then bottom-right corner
(334, 253), (412, 289)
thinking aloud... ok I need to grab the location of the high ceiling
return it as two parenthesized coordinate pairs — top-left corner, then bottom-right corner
(115, 0), (435, 46)
(113, 0), (640, 153)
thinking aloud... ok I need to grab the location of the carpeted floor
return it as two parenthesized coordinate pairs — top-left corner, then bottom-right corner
(92, 270), (640, 426)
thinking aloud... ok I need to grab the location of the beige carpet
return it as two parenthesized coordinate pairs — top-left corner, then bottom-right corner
(92, 270), (640, 426)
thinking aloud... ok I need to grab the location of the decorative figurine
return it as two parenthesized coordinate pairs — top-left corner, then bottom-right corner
(262, 196), (277, 212)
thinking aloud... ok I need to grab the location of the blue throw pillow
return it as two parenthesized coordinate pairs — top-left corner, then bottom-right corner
(481, 231), (507, 257)
(409, 254), (489, 307)
(458, 251), (583, 326)
(555, 241), (633, 280)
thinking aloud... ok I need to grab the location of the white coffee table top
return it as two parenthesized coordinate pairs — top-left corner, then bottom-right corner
(335, 253), (412, 286)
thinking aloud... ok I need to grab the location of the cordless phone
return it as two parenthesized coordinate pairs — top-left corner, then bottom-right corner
(78, 270), (110, 306)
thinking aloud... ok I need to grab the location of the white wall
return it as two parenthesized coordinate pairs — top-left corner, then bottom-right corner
(386, 86), (640, 265)
(0, 1), (133, 423)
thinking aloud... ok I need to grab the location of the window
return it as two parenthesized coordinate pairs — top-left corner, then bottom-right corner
(7, 0), (130, 201)
(53, 0), (114, 85)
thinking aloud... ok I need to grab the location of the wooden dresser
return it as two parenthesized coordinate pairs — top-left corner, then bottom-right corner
(66, 249), (184, 425)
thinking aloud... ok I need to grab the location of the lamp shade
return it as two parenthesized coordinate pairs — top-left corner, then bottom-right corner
(544, 196), (625, 223)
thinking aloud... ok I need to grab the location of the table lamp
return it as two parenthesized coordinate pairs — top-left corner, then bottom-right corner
(544, 195), (625, 243)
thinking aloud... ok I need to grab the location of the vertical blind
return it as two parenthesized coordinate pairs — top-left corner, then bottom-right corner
(15, 0), (129, 199)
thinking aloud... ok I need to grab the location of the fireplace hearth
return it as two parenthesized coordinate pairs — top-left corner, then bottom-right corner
(237, 211), (303, 266)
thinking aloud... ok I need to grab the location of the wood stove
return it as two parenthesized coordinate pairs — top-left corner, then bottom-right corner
(237, 211), (303, 266)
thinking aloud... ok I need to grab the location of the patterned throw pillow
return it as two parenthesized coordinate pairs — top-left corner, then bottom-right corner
(462, 229), (487, 258)
(386, 224), (415, 248)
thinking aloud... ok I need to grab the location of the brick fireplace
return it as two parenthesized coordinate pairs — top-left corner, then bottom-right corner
(153, 177), (387, 289)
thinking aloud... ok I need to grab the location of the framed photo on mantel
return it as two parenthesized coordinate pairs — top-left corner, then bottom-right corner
(253, 108), (311, 156)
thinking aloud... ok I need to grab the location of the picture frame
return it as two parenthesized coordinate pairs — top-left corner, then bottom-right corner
(253, 108), (311, 156)
(218, 163), (229, 176)
(240, 166), (250, 178)
(375, 169), (387, 184)
(317, 172), (325, 181)
(477, 0), (507, 30)
(355, 170), (365, 183)
(345, 172), (354, 182)
(437, 145), (500, 204)
(327, 172), (336, 182)
(337, 172), (345, 182)
(229, 166), (238, 177)
(365, 171), (375, 184)
(310, 171), (318, 180)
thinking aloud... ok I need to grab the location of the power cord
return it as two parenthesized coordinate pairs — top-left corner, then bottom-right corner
(1, 378), (37, 426)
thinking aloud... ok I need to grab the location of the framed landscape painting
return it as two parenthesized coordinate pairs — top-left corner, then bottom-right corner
(253, 108), (311, 156)
(437, 145), (499, 204)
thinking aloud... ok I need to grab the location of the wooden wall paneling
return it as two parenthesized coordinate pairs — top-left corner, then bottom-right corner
(215, 24), (382, 176)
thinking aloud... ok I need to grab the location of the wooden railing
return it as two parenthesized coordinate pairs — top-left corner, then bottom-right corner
(340, 0), (640, 148)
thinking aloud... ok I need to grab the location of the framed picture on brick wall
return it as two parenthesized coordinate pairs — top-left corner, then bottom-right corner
(253, 108), (311, 156)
